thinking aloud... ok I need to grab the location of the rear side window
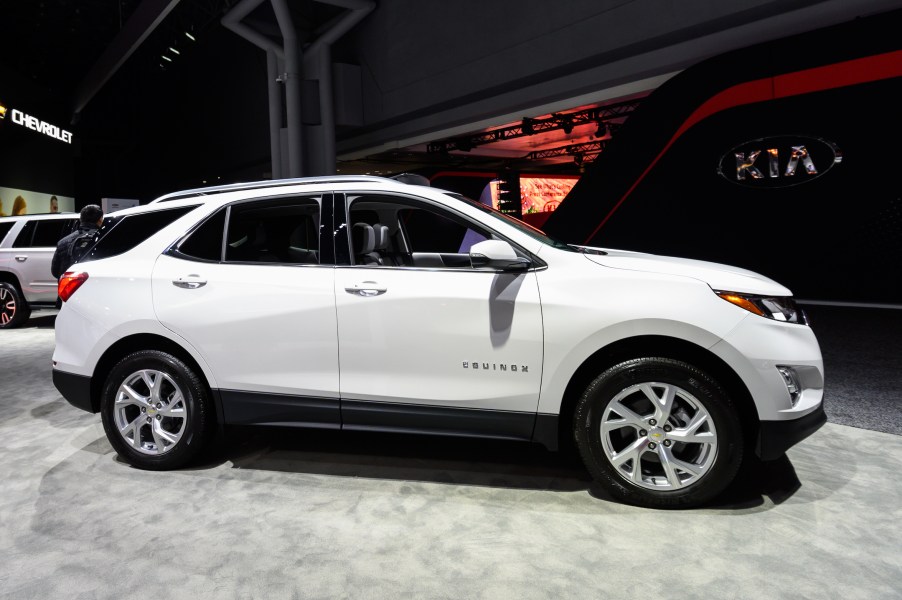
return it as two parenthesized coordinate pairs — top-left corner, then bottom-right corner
(32, 219), (78, 247)
(12, 220), (36, 248)
(0, 221), (14, 244)
(223, 196), (321, 264)
(83, 206), (197, 262)
(175, 209), (227, 261)
(10, 218), (78, 247)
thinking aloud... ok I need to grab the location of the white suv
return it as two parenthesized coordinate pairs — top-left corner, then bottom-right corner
(52, 176), (825, 508)
(0, 213), (80, 327)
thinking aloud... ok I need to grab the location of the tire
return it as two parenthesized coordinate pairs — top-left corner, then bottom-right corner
(101, 350), (213, 470)
(574, 357), (743, 508)
(0, 282), (31, 329)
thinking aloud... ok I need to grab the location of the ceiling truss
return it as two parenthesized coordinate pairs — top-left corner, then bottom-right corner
(426, 99), (640, 158)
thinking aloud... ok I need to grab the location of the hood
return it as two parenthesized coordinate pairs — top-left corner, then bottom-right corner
(578, 247), (792, 296)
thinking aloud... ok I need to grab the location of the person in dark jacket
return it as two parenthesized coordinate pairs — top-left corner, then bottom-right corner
(51, 204), (103, 279)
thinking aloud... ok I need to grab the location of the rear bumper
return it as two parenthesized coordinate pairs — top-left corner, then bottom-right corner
(53, 369), (95, 413)
(756, 402), (827, 461)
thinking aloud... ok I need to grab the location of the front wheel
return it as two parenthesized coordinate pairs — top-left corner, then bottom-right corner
(574, 358), (743, 508)
(101, 350), (212, 470)
(0, 282), (30, 329)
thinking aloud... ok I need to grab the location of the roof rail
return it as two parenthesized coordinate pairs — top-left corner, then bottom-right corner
(150, 175), (395, 203)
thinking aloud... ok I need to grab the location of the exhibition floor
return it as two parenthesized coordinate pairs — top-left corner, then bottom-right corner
(1, 308), (900, 599)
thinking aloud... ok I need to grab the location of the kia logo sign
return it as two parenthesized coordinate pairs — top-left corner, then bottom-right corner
(717, 136), (841, 188)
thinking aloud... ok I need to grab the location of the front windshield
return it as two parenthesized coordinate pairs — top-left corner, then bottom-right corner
(446, 193), (578, 252)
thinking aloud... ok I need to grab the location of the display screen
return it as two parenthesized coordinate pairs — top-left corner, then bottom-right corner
(490, 176), (578, 214)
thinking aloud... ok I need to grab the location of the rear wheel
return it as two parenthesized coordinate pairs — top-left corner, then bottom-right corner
(0, 282), (30, 329)
(574, 357), (743, 508)
(101, 350), (212, 470)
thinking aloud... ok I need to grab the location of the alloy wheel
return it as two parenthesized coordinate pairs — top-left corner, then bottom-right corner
(0, 286), (16, 326)
(600, 382), (718, 491)
(113, 369), (188, 455)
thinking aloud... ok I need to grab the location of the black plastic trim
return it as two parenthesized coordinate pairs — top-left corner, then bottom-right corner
(26, 302), (58, 309)
(319, 192), (336, 265)
(333, 192), (351, 265)
(756, 402), (827, 461)
(531, 413), (559, 451)
(341, 399), (536, 442)
(220, 389), (341, 429)
(53, 369), (95, 413)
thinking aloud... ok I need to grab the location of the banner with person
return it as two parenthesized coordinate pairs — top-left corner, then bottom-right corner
(0, 186), (74, 216)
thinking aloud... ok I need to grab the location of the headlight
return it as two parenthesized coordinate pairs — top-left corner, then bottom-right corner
(716, 291), (807, 324)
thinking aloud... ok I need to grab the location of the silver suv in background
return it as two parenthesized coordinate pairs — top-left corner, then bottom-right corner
(0, 213), (80, 328)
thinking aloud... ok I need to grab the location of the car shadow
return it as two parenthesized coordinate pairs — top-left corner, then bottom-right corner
(194, 427), (592, 492)
(25, 313), (57, 329)
(178, 427), (803, 510)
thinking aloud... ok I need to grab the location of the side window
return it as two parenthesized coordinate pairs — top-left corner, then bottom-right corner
(347, 195), (491, 268)
(12, 220), (36, 248)
(31, 219), (76, 247)
(175, 209), (227, 262)
(0, 221), (14, 245)
(224, 196), (320, 264)
(83, 206), (197, 263)
(398, 208), (488, 254)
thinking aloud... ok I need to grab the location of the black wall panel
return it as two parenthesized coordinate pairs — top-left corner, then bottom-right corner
(0, 64), (74, 196)
(545, 10), (902, 303)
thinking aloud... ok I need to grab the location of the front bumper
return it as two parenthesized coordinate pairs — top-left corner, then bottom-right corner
(756, 402), (827, 460)
(53, 368), (95, 413)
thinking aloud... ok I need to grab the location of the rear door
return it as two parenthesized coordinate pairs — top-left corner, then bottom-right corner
(152, 194), (341, 428)
(3, 217), (77, 303)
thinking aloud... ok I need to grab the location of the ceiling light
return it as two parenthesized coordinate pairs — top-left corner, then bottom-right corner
(161, 55), (172, 62)
(184, 31), (196, 41)
(594, 121), (609, 138)
(169, 47), (180, 55)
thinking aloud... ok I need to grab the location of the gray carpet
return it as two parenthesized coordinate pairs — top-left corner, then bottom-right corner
(1, 310), (901, 599)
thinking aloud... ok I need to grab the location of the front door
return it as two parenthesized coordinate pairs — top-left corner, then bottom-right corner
(333, 192), (543, 438)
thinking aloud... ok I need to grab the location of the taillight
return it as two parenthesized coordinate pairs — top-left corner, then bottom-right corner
(58, 272), (89, 302)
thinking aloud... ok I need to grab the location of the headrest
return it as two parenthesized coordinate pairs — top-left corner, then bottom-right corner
(351, 222), (375, 254)
(372, 224), (390, 250)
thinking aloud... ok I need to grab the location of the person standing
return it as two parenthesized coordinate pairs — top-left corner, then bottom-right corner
(12, 195), (27, 215)
(52, 204), (103, 278)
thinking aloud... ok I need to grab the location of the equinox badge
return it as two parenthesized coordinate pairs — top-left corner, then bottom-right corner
(463, 361), (529, 373)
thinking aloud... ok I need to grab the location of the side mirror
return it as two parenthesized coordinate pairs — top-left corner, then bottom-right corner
(469, 240), (531, 271)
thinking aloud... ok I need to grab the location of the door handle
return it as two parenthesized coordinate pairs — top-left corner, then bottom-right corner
(172, 275), (207, 289)
(14, 255), (27, 262)
(345, 281), (387, 297)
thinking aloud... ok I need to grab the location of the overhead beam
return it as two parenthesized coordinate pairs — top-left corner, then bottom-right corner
(72, 0), (182, 120)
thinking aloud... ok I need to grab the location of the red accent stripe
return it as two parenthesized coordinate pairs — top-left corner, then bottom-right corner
(584, 49), (902, 244)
